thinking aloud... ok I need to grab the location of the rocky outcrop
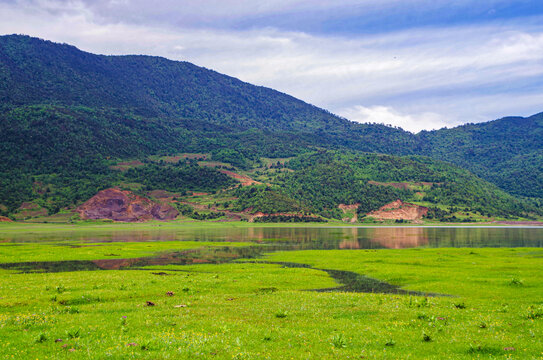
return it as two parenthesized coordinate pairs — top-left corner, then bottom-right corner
(77, 188), (178, 222)
(366, 200), (428, 221)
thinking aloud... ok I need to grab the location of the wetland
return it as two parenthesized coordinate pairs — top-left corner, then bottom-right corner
(0, 224), (542, 359)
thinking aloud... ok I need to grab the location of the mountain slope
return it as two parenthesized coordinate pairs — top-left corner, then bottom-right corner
(0, 34), (541, 213)
(0, 34), (416, 163)
(418, 114), (543, 198)
(0, 34), (407, 136)
(271, 151), (540, 220)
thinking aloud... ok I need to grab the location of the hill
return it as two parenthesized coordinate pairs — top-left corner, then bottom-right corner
(269, 151), (541, 221)
(0, 34), (541, 222)
(418, 114), (543, 198)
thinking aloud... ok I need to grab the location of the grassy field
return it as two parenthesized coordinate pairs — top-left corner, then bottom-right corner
(0, 226), (542, 359)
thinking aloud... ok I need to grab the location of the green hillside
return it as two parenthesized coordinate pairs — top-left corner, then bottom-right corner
(0, 34), (541, 221)
(418, 114), (543, 198)
(270, 151), (541, 220)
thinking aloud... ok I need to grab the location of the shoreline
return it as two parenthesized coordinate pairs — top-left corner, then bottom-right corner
(1, 220), (542, 234)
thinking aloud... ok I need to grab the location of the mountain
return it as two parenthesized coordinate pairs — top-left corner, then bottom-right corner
(269, 151), (538, 220)
(418, 114), (543, 198)
(0, 34), (541, 221)
(0, 35), (419, 173)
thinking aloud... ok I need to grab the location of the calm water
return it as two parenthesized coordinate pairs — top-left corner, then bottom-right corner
(1, 226), (542, 279)
(2, 226), (542, 249)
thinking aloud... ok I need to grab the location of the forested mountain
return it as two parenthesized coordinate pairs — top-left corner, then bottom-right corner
(273, 151), (540, 219)
(418, 114), (543, 198)
(0, 34), (541, 221)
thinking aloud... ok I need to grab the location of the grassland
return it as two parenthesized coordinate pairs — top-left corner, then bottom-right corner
(0, 225), (542, 359)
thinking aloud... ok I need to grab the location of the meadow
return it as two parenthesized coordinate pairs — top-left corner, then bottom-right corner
(0, 224), (542, 359)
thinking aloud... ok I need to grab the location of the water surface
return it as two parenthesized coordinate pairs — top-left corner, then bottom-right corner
(2, 226), (542, 248)
(2, 226), (541, 294)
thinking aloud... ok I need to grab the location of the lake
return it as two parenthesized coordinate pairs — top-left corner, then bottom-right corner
(1, 226), (541, 273)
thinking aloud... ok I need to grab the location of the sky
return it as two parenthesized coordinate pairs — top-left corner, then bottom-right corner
(2, 0), (543, 132)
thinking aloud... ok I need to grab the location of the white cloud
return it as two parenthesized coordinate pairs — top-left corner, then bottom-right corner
(1, 0), (543, 131)
(338, 106), (450, 133)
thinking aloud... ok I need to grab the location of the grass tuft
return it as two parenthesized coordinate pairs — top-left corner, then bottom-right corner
(331, 333), (347, 348)
(385, 339), (396, 347)
(453, 302), (466, 309)
(509, 277), (524, 286)
(35, 333), (47, 343)
(66, 328), (81, 339)
(422, 331), (432, 342)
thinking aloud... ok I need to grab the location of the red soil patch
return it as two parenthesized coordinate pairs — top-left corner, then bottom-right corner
(218, 170), (261, 186)
(338, 203), (360, 211)
(190, 192), (209, 197)
(162, 154), (208, 163)
(366, 200), (428, 221)
(77, 188), (178, 222)
(18, 202), (40, 210)
(110, 160), (144, 171)
(0, 216), (13, 222)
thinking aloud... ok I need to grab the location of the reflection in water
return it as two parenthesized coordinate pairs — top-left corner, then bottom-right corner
(0, 246), (267, 273)
(339, 240), (360, 249)
(1, 227), (542, 274)
(3, 226), (542, 248)
(367, 227), (428, 249)
(0, 226), (542, 296)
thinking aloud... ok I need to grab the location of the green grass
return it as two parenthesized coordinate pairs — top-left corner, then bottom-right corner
(0, 228), (542, 359)
(0, 241), (249, 263)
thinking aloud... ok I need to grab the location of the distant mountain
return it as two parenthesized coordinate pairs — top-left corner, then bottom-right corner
(0, 34), (413, 143)
(0, 34), (416, 169)
(0, 34), (541, 220)
(419, 114), (543, 198)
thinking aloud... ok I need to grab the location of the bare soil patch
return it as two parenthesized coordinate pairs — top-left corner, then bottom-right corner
(77, 188), (178, 222)
(218, 169), (261, 186)
(366, 200), (428, 221)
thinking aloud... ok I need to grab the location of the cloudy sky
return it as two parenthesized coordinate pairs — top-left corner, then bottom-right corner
(2, 0), (543, 132)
